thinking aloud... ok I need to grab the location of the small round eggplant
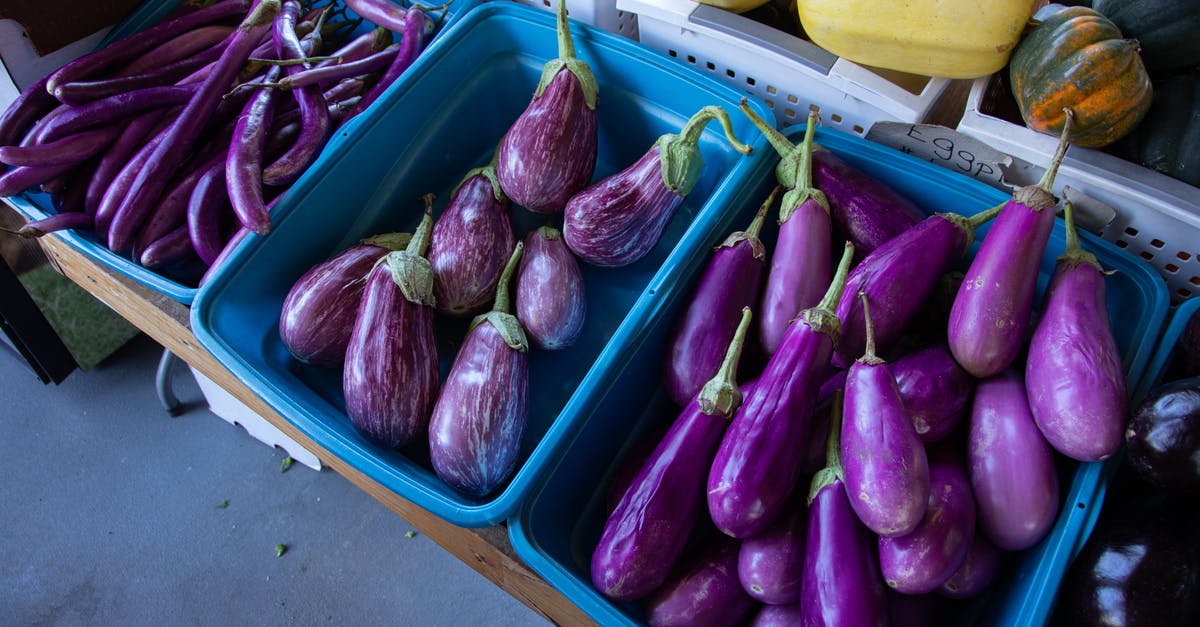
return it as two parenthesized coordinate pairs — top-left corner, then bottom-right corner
(751, 603), (802, 627)
(1126, 376), (1200, 492)
(877, 451), (975, 595)
(842, 293), (930, 538)
(343, 201), (440, 448)
(563, 105), (752, 267)
(646, 535), (757, 627)
(811, 145), (924, 257)
(968, 370), (1059, 551)
(664, 186), (775, 407)
(591, 310), (754, 601)
(496, 0), (597, 215)
(939, 532), (1001, 599)
(948, 110), (1074, 378)
(279, 232), (411, 367)
(1026, 202), (1127, 462)
(428, 244), (529, 497)
(428, 155), (516, 317)
(737, 496), (807, 605)
(515, 225), (585, 350)
(892, 345), (973, 444)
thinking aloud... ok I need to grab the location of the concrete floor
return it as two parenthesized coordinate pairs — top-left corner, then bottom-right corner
(0, 334), (548, 626)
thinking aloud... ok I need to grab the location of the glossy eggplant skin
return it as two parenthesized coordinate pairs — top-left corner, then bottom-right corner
(939, 532), (1001, 599)
(812, 147), (924, 256)
(737, 501), (807, 604)
(646, 535), (757, 627)
(515, 226), (585, 350)
(892, 345), (973, 444)
(751, 602), (802, 627)
(428, 172), (515, 317)
(800, 478), (887, 627)
(968, 371), (1059, 551)
(1126, 376), (1200, 492)
(759, 198), (830, 356)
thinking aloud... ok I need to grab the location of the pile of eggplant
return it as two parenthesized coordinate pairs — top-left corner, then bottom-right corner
(591, 105), (1137, 625)
(0, 0), (448, 285)
(276, 0), (754, 498)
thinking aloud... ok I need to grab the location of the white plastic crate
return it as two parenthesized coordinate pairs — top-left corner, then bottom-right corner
(510, 0), (639, 39)
(957, 75), (1200, 303)
(617, 0), (951, 133)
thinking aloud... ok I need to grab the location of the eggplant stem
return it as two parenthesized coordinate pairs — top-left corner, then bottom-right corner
(491, 242), (524, 314)
(555, 0), (575, 61)
(807, 389), (845, 505)
(1063, 200), (1081, 253)
(797, 110), (819, 193)
(410, 194), (435, 257)
(746, 185), (780, 241)
(859, 291), (878, 362)
(816, 241), (855, 313)
(967, 201), (1006, 229)
(738, 98), (793, 160)
(1036, 107), (1074, 193)
(698, 307), (753, 418)
(679, 105), (751, 155)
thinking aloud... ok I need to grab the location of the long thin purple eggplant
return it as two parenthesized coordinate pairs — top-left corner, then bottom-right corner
(136, 149), (228, 255)
(428, 152), (516, 316)
(740, 106), (832, 356)
(592, 310), (753, 601)
(968, 370), (1059, 551)
(497, 0), (598, 215)
(0, 126), (120, 167)
(344, 202), (440, 447)
(315, 26), (390, 69)
(811, 146), (924, 257)
(54, 43), (227, 106)
(113, 25), (235, 77)
(85, 108), (167, 216)
(187, 160), (233, 267)
(664, 186), (776, 407)
(0, 162), (76, 197)
(800, 391), (887, 627)
(948, 109), (1074, 378)
(842, 293), (930, 537)
(95, 129), (168, 239)
(564, 105), (752, 267)
(515, 225), (585, 350)
(892, 345), (972, 444)
(0, 75), (57, 148)
(428, 244), (529, 497)
(343, 0), (435, 36)
(1026, 201), (1127, 461)
(139, 225), (198, 270)
(877, 448), (975, 595)
(8, 212), (94, 238)
(708, 242), (855, 539)
(261, 0), (330, 187)
(345, 6), (426, 119)
(939, 531), (1000, 599)
(738, 495), (807, 604)
(646, 534), (757, 627)
(272, 45), (399, 90)
(225, 64), (283, 237)
(34, 84), (197, 145)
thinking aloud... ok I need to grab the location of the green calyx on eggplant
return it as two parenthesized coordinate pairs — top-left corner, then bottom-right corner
(738, 99), (828, 218)
(467, 242), (528, 352)
(378, 194), (437, 307)
(657, 104), (753, 197)
(534, 0), (598, 111)
(1126, 375), (1200, 493)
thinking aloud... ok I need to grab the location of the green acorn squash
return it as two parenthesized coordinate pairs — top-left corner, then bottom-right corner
(1092, 0), (1200, 76)
(1115, 74), (1200, 187)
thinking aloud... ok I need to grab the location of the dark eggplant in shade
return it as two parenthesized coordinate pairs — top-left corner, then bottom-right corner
(708, 243), (855, 539)
(842, 293), (930, 538)
(948, 110), (1074, 378)
(591, 309), (754, 602)
(343, 201), (440, 448)
(645, 534), (757, 627)
(1026, 202), (1127, 462)
(496, 0), (598, 214)
(428, 244), (529, 497)
(428, 152), (516, 317)
(888, 590), (944, 627)
(563, 105), (752, 267)
(969, 370), (1059, 551)
(811, 145), (924, 257)
(664, 186), (777, 407)
(892, 345), (973, 444)
(752, 602), (802, 627)
(737, 495), (807, 605)
(1126, 376), (1200, 492)
(1181, 310), (1200, 378)
(739, 106), (832, 357)
(515, 225), (585, 350)
(939, 531), (1001, 599)
(279, 232), (411, 367)
(877, 448), (975, 595)
(800, 391), (888, 627)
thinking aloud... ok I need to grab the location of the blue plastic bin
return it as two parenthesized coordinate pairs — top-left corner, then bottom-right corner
(191, 2), (774, 527)
(509, 125), (1170, 626)
(0, 0), (476, 304)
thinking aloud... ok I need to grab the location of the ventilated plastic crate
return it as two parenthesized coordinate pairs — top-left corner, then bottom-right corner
(957, 74), (1200, 303)
(191, 2), (773, 527)
(617, 0), (952, 133)
(509, 124), (1169, 626)
(510, 0), (639, 39)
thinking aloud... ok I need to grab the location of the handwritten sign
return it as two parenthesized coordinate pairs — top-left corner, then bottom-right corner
(866, 123), (1012, 189)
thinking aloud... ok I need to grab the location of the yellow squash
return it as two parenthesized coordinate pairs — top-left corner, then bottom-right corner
(795, 0), (1036, 78)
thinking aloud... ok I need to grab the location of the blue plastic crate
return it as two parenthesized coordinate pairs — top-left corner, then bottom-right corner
(1, 0), (477, 304)
(509, 125), (1170, 626)
(190, 2), (774, 527)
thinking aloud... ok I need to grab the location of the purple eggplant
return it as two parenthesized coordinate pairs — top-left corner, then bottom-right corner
(0, 75), (57, 148)
(969, 370), (1059, 551)
(739, 106), (832, 357)
(7, 212), (94, 238)
(34, 85), (198, 145)
(811, 146), (924, 257)
(664, 186), (776, 407)
(343, 202), (441, 448)
(842, 293), (930, 537)
(225, 64), (283, 237)
(800, 392), (887, 627)
(1026, 202), (1127, 462)
(708, 242), (855, 539)
(751, 603), (802, 627)
(53, 42), (227, 106)
(496, 0), (598, 215)
(563, 105), (752, 267)
(85, 108), (167, 216)
(113, 24), (234, 77)
(428, 153), (516, 317)
(260, 0), (330, 188)
(832, 202), (1003, 369)
(939, 531), (1001, 599)
(187, 156), (232, 266)
(0, 162), (76, 197)
(342, 0), (434, 36)
(592, 309), (754, 601)
(948, 110), (1075, 378)
(139, 224), (197, 270)
(0, 126), (119, 167)
(345, 6), (426, 120)
(428, 244), (530, 497)
(877, 449), (975, 595)
(892, 345), (973, 444)
(604, 421), (670, 515)
(279, 232), (411, 367)
(515, 225), (585, 350)
(645, 534), (757, 627)
(737, 496), (807, 604)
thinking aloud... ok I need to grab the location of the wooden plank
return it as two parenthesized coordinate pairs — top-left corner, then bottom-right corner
(37, 236), (593, 627)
